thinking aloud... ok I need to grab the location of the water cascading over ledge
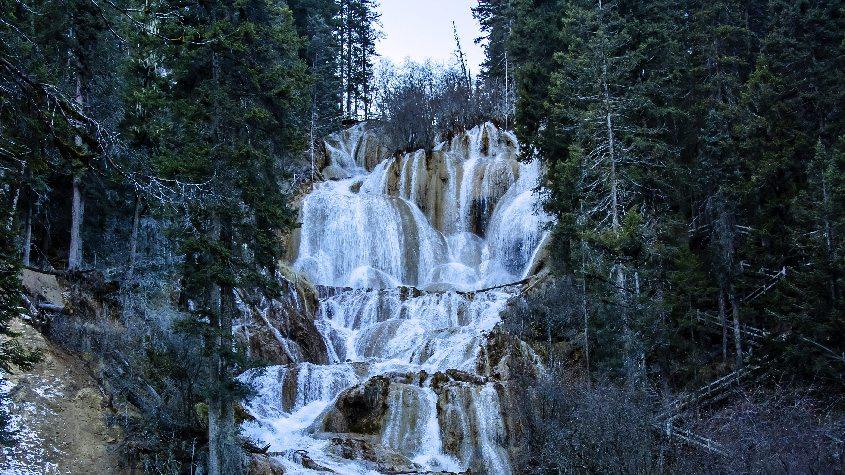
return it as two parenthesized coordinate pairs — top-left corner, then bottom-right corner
(239, 122), (549, 474)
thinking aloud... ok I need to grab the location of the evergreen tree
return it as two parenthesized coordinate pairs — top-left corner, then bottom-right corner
(687, 0), (758, 367)
(739, 0), (845, 383)
(148, 1), (309, 471)
(473, 0), (515, 123)
(289, 0), (343, 133)
(338, 0), (380, 119)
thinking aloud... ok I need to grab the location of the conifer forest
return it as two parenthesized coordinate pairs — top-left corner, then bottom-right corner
(0, 0), (843, 473)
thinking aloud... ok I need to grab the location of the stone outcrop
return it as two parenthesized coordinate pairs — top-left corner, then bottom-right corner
(367, 123), (522, 237)
(241, 121), (550, 473)
(247, 454), (286, 475)
(326, 436), (421, 473)
(235, 265), (328, 365)
(320, 121), (396, 179)
(476, 326), (547, 468)
(20, 268), (64, 310)
(477, 326), (544, 382)
(311, 361), (525, 473)
(321, 375), (392, 434)
(0, 318), (123, 474)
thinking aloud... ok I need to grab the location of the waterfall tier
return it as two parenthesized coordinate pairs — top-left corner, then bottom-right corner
(241, 122), (549, 474)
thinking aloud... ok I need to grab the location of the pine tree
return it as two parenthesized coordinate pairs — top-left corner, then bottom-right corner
(149, 1), (309, 471)
(739, 0), (845, 383)
(473, 0), (515, 123)
(338, 0), (380, 119)
(473, 0), (514, 81)
(289, 0), (343, 133)
(687, 0), (758, 367)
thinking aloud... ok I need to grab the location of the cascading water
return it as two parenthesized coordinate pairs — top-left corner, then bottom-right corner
(240, 122), (549, 474)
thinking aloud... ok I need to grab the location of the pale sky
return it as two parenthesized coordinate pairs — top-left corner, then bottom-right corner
(376, 0), (485, 76)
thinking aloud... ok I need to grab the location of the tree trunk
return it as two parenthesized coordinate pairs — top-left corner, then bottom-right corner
(126, 195), (142, 282)
(22, 198), (32, 267)
(616, 264), (634, 381)
(310, 92), (317, 185)
(67, 176), (85, 270)
(728, 284), (743, 367)
(656, 285), (670, 393)
(207, 213), (224, 475)
(68, 74), (85, 271)
(719, 289), (728, 363)
(598, 21), (635, 383)
(344, 1), (352, 117)
(581, 272), (590, 384)
(6, 185), (20, 231)
(504, 50), (509, 129)
(40, 204), (51, 269)
(207, 277), (223, 475)
(5, 159), (23, 230)
(821, 174), (839, 304)
(207, 214), (240, 475)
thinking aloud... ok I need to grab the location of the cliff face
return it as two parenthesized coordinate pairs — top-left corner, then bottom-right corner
(316, 121), (525, 237)
(319, 121), (397, 181)
(292, 122), (549, 292)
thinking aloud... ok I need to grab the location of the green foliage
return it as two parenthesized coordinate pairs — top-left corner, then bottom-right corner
(508, 0), (845, 390)
(338, 0), (381, 119)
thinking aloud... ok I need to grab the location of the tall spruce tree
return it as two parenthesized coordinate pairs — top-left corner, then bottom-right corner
(149, 1), (309, 471)
(738, 0), (845, 383)
(338, 0), (380, 119)
(687, 0), (758, 367)
(473, 0), (515, 123)
(289, 0), (343, 134)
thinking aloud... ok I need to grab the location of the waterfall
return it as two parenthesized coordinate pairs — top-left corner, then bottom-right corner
(240, 122), (549, 474)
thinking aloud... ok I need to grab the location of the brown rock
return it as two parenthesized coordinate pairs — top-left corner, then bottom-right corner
(235, 266), (329, 366)
(247, 454), (285, 475)
(322, 376), (391, 434)
(327, 436), (421, 473)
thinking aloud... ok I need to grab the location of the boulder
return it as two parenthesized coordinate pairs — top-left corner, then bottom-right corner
(322, 375), (391, 434)
(247, 454), (285, 475)
(20, 269), (64, 309)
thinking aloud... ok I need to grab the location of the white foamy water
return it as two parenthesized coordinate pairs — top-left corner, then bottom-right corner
(240, 122), (549, 474)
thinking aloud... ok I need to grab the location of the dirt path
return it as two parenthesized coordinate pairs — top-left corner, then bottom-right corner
(1, 318), (123, 474)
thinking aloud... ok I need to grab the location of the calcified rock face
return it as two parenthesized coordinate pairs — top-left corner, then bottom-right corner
(239, 123), (549, 474)
(294, 122), (550, 292)
(234, 267), (328, 366)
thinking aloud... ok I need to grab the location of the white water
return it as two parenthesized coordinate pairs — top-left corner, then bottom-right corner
(240, 123), (549, 474)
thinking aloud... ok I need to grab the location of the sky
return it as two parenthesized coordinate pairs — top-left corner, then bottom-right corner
(376, 0), (485, 76)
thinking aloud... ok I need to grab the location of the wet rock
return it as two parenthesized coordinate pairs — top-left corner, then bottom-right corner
(291, 450), (333, 472)
(327, 436), (421, 473)
(375, 123), (521, 236)
(322, 164), (349, 181)
(322, 375), (391, 434)
(247, 454), (285, 475)
(475, 327), (545, 469)
(235, 266), (328, 365)
(321, 121), (395, 177)
(477, 326), (543, 382)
